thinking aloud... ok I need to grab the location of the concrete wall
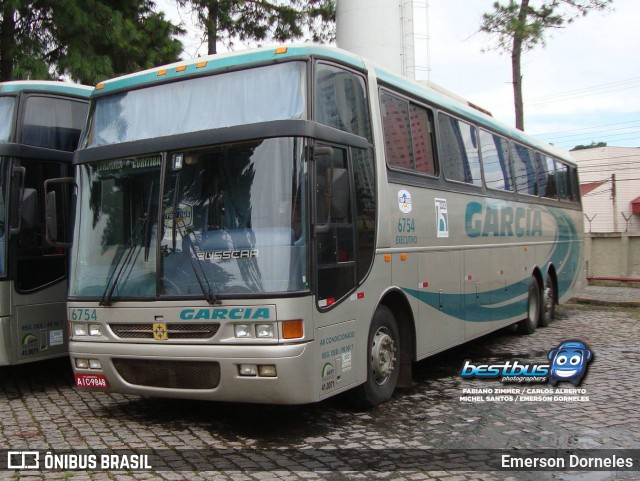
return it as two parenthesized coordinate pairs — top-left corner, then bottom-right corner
(584, 233), (640, 280)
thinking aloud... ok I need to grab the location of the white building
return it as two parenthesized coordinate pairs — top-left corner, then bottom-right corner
(572, 147), (640, 281)
(572, 146), (640, 234)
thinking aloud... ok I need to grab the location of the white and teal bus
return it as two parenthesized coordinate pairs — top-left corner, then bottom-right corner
(0, 81), (90, 365)
(59, 46), (582, 405)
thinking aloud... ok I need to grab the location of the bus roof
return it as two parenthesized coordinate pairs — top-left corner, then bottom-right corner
(0, 80), (93, 98)
(89, 44), (574, 166)
(91, 45), (365, 95)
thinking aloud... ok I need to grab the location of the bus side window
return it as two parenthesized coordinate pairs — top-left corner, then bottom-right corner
(556, 161), (570, 200)
(314, 63), (371, 141)
(570, 165), (580, 203)
(437, 113), (482, 186)
(380, 92), (413, 171)
(479, 129), (512, 191)
(511, 143), (537, 195)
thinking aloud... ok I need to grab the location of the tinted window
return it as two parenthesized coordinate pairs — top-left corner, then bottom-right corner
(22, 96), (88, 151)
(315, 63), (371, 140)
(535, 153), (557, 199)
(0, 97), (15, 142)
(570, 165), (580, 203)
(479, 129), (512, 191)
(380, 91), (436, 176)
(352, 146), (376, 282)
(438, 113), (481, 186)
(511, 143), (537, 195)
(556, 161), (571, 200)
(380, 93), (412, 170)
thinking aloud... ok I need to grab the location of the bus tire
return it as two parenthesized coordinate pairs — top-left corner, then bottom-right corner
(353, 305), (400, 408)
(540, 273), (555, 327)
(517, 276), (541, 335)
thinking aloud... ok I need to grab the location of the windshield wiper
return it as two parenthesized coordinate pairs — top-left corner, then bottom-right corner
(168, 173), (218, 305)
(100, 181), (154, 306)
(176, 218), (218, 305)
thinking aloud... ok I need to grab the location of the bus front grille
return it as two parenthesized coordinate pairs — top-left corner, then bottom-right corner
(112, 359), (220, 389)
(109, 323), (220, 340)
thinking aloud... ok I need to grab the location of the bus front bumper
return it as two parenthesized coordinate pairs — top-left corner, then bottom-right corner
(69, 341), (318, 404)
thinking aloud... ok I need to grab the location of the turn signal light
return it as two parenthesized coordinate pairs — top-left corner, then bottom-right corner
(282, 320), (303, 339)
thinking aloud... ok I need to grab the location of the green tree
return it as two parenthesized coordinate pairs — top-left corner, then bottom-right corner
(480, 0), (611, 131)
(0, 0), (184, 84)
(571, 141), (607, 151)
(177, 0), (335, 55)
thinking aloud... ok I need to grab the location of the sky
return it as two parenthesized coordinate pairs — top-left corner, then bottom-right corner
(157, 0), (640, 150)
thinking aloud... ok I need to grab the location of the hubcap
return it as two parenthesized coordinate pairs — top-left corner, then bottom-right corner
(544, 286), (554, 318)
(371, 327), (397, 385)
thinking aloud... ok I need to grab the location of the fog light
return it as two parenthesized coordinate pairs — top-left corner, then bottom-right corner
(89, 359), (102, 370)
(234, 324), (253, 338)
(239, 364), (257, 376)
(88, 324), (101, 336)
(73, 323), (88, 337)
(256, 324), (275, 338)
(75, 358), (89, 369)
(258, 365), (277, 377)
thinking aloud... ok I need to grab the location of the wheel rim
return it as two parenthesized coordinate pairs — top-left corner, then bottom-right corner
(544, 284), (554, 319)
(371, 327), (397, 385)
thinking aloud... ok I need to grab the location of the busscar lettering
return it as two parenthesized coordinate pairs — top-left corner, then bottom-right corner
(197, 249), (259, 260)
(465, 202), (543, 238)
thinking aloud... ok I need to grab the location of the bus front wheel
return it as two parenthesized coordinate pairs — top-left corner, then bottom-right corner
(353, 306), (400, 407)
(517, 276), (541, 335)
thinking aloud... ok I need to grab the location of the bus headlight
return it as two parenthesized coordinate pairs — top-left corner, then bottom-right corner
(256, 324), (275, 338)
(73, 323), (88, 337)
(88, 324), (102, 336)
(234, 324), (253, 338)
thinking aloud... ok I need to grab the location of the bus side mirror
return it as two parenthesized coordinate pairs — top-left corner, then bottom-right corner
(44, 177), (74, 248)
(8, 166), (26, 237)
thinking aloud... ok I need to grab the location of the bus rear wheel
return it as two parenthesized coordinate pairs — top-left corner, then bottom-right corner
(540, 273), (556, 327)
(353, 305), (400, 408)
(517, 276), (541, 335)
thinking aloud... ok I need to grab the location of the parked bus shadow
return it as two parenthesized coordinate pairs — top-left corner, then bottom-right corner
(0, 357), (73, 400)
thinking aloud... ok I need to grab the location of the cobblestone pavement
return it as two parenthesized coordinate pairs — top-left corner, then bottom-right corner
(1, 304), (639, 481)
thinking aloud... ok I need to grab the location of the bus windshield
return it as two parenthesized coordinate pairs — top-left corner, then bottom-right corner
(82, 62), (307, 148)
(70, 138), (308, 300)
(0, 97), (16, 142)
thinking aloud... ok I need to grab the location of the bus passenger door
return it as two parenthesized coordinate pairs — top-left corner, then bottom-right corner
(311, 143), (358, 398)
(11, 160), (69, 363)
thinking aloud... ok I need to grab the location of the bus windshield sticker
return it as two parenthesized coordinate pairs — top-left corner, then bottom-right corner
(163, 203), (193, 229)
(398, 190), (412, 214)
(435, 198), (449, 238)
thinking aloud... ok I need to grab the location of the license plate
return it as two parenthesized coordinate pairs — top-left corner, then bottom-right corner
(75, 373), (109, 389)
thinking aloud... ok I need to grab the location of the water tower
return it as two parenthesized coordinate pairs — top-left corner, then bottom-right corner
(336, 0), (416, 78)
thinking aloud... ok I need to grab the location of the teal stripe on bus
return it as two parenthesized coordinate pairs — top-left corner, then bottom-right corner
(402, 208), (581, 323)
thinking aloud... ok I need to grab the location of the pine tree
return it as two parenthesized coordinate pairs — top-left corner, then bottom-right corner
(480, 0), (611, 131)
(177, 0), (335, 55)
